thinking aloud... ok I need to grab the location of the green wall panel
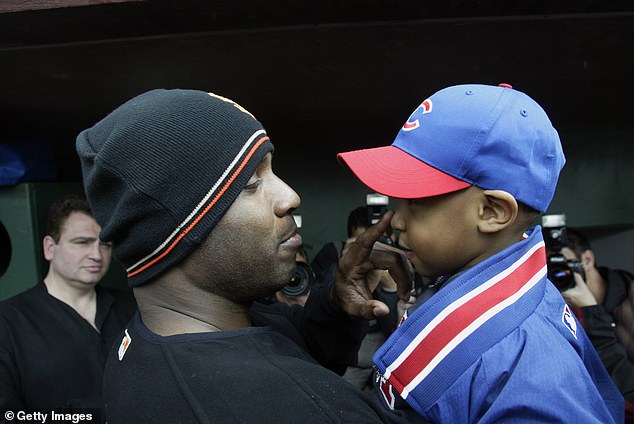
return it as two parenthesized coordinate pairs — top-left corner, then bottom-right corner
(547, 126), (634, 228)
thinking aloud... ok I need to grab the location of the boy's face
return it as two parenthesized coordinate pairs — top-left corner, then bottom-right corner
(391, 187), (485, 279)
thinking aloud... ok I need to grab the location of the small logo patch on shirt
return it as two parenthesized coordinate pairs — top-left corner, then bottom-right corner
(118, 329), (132, 361)
(376, 372), (396, 410)
(562, 304), (578, 339)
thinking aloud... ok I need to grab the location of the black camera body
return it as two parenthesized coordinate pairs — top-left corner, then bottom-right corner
(366, 193), (389, 226)
(366, 193), (395, 246)
(542, 214), (585, 291)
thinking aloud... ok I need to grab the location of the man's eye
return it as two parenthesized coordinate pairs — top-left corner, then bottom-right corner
(244, 179), (261, 190)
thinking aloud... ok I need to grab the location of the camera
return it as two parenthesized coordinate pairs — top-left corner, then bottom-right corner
(366, 193), (395, 246)
(278, 215), (314, 299)
(366, 193), (389, 225)
(281, 261), (315, 298)
(541, 214), (585, 291)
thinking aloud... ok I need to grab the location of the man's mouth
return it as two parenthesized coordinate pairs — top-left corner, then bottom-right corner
(281, 231), (303, 250)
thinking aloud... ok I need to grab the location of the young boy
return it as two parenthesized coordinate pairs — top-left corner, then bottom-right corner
(336, 84), (623, 423)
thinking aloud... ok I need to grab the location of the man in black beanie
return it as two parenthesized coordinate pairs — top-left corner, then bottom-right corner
(76, 89), (406, 423)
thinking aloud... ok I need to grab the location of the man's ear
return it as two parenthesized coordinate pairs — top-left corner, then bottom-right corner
(581, 249), (596, 269)
(477, 190), (518, 233)
(43, 235), (56, 261)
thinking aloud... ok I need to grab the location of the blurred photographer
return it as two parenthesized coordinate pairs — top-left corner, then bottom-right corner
(311, 199), (397, 283)
(310, 206), (371, 280)
(556, 227), (634, 420)
(365, 193), (398, 247)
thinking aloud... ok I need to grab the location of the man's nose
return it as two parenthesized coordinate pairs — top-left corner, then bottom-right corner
(274, 177), (301, 216)
(88, 241), (104, 261)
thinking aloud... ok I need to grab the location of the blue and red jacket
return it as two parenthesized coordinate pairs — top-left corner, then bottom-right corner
(372, 226), (623, 423)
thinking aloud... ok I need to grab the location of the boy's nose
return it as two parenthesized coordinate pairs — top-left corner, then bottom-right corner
(391, 200), (407, 232)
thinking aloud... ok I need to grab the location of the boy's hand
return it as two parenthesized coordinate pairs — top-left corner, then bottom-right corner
(332, 211), (415, 320)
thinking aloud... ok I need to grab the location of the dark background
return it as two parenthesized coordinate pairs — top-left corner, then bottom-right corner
(1, 0), (633, 296)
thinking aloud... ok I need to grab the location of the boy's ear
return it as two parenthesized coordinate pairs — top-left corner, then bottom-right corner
(477, 190), (518, 233)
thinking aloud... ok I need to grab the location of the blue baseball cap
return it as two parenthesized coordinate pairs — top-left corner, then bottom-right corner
(337, 83), (565, 212)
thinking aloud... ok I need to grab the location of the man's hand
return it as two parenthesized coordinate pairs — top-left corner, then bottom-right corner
(332, 211), (415, 319)
(561, 271), (598, 308)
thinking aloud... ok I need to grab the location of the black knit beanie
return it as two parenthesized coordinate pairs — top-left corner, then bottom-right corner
(76, 89), (274, 286)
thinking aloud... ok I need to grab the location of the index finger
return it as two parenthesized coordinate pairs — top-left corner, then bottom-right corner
(350, 211), (394, 252)
(370, 242), (415, 300)
(339, 211), (394, 272)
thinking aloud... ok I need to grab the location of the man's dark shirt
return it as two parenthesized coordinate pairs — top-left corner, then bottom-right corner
(0, 282), (136, 413)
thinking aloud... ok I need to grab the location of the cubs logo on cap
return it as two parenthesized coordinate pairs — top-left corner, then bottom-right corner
(403, 99), (433, 131)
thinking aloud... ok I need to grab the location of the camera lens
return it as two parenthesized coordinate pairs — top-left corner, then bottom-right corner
(282, 262), (315, 298)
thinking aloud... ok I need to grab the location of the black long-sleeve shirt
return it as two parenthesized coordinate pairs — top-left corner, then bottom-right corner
(102, 278), (388, 423)
(0, 282), (136, 415)
(580, 304), (634, 403)
(576, 267), (634, 421)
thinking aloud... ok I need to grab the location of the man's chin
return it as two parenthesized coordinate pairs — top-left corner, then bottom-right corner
(263, 266), (297, 295)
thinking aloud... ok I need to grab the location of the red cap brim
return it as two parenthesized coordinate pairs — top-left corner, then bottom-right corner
(337, 146), (471, 199)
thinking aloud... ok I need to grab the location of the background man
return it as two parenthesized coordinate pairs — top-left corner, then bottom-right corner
(0, 194), (136, 418)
